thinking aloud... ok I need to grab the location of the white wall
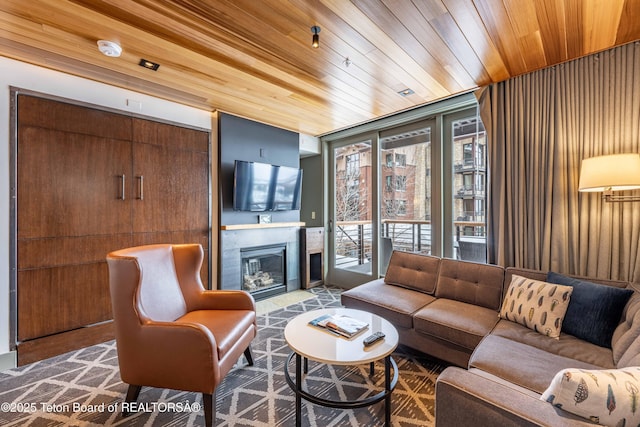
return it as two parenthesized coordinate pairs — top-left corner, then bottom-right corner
(0, 56), (213, 369)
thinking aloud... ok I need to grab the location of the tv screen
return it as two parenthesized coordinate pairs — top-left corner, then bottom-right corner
(233, 160), (275, 211)
(272, 165), (303, 211)
(233, 160), (303, 211)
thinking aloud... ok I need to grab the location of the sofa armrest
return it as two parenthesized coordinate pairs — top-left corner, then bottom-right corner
(435, 367), (594, 427)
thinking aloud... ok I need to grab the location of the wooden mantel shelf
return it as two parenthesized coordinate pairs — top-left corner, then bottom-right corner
(220, 222), (305, 231)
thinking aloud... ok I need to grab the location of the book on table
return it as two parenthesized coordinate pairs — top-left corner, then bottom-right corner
(308, 313), (369, 338)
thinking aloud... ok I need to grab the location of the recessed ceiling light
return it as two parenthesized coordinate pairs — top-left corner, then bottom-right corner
(97, 40), (122, 57)
(397, 88), (415, 97)
(139, 59), (160, 71)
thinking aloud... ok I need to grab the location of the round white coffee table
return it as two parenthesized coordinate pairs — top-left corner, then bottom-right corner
(284, 308), (399, 427)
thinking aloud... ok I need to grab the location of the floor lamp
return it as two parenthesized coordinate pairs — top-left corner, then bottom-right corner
(578, 153), (640, 202)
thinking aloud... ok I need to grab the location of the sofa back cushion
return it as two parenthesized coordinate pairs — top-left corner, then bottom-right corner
(506, 267), (629, 293)
(504, 268), (547, 294)
(435, 259), (505, 310)
(384, 251), (441, 294)
(612, 289), (640, 367)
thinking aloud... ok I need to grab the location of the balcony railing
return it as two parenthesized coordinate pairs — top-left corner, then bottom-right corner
(455, 186), (486, 198)
(334, 219), (487, 271)
(334, 220), (373, 269)
(454, 162), (486, 172)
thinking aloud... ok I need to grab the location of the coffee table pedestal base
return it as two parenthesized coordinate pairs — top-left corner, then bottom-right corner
(284, 352), (399, 427)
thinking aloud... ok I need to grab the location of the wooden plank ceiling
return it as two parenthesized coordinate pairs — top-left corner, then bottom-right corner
(1, 0), (639, 136)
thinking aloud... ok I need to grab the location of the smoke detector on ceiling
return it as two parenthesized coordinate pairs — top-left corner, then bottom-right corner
(97, 40), (122, 57)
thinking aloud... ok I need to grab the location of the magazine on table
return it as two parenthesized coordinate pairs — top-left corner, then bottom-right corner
(308, 313), (369, 338)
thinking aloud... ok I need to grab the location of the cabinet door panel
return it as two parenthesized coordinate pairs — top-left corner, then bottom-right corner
(132, 143), (209, 233)
(17, 263), (112, 341)
(133, 118), (209, 152)
(18, 234), (133, 270)
(18, 95), (133, 140)
(18, 126), (132, 239)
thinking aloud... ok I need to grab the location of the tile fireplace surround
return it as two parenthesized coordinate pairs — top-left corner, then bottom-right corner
(219, 224), (301, 299)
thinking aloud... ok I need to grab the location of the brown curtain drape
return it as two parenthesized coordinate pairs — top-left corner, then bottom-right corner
(479, 41), (640, 283)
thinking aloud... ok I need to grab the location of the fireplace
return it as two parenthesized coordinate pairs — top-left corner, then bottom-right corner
(240, 244), (287, 300)
(219, 226), (300, 296)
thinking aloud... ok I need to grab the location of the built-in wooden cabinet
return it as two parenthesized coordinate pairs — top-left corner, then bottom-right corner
(16, 95), (210, 365)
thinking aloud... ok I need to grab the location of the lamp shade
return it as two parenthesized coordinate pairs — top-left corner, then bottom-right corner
(578, 153), (640, 192)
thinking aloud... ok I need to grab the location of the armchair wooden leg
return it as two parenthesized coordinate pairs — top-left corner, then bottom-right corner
(202, 392), (215, 427)
(244, 346), (254, 366)
(122, 384), (141, 417)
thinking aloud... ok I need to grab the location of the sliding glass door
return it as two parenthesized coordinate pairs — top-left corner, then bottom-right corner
(379, 119), (436, 270)
(328, 136), (376, 286)
(326, 102), (486, 288)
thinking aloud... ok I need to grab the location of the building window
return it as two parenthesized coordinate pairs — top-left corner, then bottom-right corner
(396, 200), (407, 215)
(385, 153), (394, 167)
(463, 143), (473, 166)
(385, 175), (392, 192)
(395, 153), (406, 167)
(385, 200), (394, 216)
(395, 175), (407, 191)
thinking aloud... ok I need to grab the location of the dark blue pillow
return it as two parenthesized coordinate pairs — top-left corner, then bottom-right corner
(546, 272), (633, 348)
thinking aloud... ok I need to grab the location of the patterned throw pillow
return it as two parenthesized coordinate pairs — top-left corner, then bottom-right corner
(541, 367), (640, 426)
(499, 275), (573, 338)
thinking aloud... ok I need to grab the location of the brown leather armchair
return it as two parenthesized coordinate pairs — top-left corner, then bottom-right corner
(106, 243), (257, 427)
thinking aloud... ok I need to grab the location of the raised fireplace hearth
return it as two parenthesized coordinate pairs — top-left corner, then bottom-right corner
(219, 225), (301, 299)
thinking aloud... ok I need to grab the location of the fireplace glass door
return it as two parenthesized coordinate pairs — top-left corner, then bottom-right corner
(241, 244), (286, 299)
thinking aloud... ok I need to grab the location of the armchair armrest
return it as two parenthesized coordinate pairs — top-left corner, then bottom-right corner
(192, 290), (256, 311)
(435, 367), (594, 427)
(118, 321), (220, 394)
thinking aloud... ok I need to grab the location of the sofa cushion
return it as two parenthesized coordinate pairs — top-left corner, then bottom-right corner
(469, 334), (608, 394)
(413, 298), (500, 351)
(490, 320), (615, 368)
(612, 292), (640, 366)
(340, 279), (436, 329)
(499, 275), (572, 338)
(541, 366), (640, 426)
(383, 251), (441, 294)
(434, 258), (505, 310)
(547, 272), (633, 348)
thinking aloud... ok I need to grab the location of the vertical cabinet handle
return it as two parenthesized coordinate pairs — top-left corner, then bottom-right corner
(119, 174), (126, 200)
(137, 175), (144, 200)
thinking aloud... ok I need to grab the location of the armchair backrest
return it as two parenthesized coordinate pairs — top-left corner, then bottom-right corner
(108, 244), (188, 323)
(135, 245), (188, 321)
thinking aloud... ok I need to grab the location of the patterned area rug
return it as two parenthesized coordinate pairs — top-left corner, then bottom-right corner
(0, 286), (445, 426)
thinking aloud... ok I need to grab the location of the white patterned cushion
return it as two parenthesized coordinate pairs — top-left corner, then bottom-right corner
(499, 275), (572, 338)
(541, 367), (640, 425)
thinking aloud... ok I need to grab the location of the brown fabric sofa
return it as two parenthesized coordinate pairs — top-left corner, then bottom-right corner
(341, 250), (639, 426)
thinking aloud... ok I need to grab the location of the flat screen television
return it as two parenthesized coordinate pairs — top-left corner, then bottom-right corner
(233, 160), (303, 211)
(272, 164), (303, 211)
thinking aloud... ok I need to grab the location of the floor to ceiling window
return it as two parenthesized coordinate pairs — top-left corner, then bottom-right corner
(331, 138), (374, 280)
(379, 120), (435, 271)
(448, 112), (487, 263)
(324, 93), (486, 288)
